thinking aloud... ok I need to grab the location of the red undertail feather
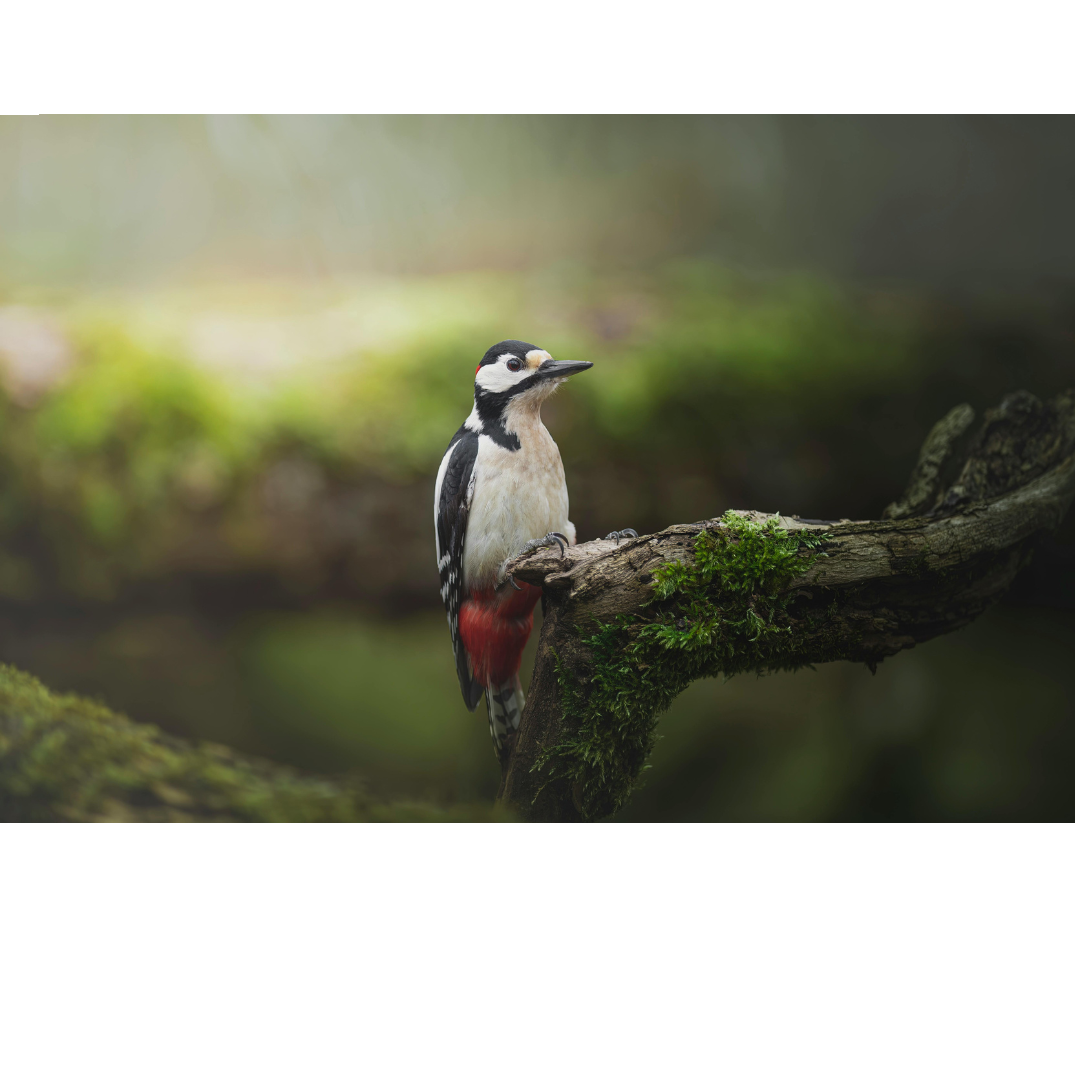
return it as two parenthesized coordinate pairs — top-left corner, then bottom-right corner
(458, 581), (542, 689)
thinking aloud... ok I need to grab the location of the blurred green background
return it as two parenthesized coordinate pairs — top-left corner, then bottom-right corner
(0, 116), (1073, 819)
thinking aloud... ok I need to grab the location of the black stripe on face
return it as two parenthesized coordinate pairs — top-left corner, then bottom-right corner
(473, 385), (522, 450)
(474, 372), (541, 430)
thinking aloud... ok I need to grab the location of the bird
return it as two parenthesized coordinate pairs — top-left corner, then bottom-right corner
(434, 339), (636, 758)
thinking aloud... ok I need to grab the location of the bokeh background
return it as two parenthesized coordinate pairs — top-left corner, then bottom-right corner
(0, 115), (1073, 820)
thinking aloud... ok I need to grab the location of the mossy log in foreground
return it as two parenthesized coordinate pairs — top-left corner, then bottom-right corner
(499, 390), (1075, 822)
(0, 666), (505, 822)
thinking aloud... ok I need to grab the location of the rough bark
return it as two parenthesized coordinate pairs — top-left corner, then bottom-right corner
(496, 390), (1075, 822)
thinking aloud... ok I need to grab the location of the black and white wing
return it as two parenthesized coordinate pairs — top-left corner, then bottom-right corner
(435, 427), (484, 711)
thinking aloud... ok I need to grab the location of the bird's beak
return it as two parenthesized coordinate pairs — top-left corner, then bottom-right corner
(537, 359), (593, 380)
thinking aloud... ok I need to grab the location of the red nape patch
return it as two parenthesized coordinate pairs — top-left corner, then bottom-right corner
(458, 583), (542, 688)
(475, 364), (482, 376)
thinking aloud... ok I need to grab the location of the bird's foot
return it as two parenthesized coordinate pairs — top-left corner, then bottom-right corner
(604, 528), (639, 544)
(520, 531), (569, 558)
(495, 532), (570, 592)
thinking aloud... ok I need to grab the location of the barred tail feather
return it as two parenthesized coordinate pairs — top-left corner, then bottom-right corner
(487, 675), (525, 758)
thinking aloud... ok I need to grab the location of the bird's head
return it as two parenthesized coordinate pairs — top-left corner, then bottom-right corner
(473, 340), (592, 414)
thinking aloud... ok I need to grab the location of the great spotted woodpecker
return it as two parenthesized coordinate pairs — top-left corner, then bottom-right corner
(435, 340), (635, 757)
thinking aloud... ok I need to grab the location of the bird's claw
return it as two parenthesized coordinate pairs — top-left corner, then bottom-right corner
(604, 528), (639, 544)
(498, 532), (571, 590)
(495, 560), (524, 591)
(521, 531), (569, 558)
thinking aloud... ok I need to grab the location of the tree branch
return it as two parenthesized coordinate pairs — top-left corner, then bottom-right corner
(497, 390), (1075, 822)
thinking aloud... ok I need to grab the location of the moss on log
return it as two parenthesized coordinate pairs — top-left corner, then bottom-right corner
(0, 665), (506, 822)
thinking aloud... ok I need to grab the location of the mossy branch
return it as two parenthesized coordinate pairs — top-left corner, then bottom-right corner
(497, 389), (1075, 822)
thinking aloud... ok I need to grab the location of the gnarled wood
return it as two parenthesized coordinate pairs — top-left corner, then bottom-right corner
(497, 390), (1075, 821)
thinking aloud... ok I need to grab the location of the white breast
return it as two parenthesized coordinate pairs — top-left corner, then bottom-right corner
(463, 413), (574, 591)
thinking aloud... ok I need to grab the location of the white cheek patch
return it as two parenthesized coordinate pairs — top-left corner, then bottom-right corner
(476, 353), (533, 394)
(476, 363), (517, 393)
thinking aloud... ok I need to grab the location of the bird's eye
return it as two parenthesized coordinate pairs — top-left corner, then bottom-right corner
(506, 357), (523, 372)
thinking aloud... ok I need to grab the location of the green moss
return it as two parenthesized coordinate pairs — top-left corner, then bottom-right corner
(535, 513), (832, 820)
(0, 664), (508, 822)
